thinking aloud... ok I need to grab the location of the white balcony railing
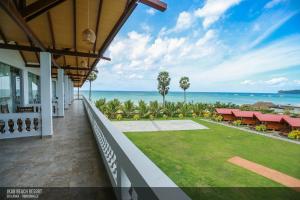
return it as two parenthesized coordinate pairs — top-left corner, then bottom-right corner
(82, 96), (191, 200)
(0, 112), (41, 139)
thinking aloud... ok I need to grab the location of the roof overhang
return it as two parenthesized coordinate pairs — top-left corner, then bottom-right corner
(0, 0), (167, 87)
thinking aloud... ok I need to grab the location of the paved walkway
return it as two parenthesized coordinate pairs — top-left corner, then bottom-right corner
(0, 100), (115, 198)
(111, 120), (208, 132)
(200, 119), (300, 145)
(228, 156), (300, 192)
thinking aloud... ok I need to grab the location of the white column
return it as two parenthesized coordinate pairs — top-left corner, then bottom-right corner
(57, 69), (64, 117)
(68, 78), (72, 105)
(40, 52), (53, 136)
(21, 69), (29, 105)
(64, 75), (69, 109)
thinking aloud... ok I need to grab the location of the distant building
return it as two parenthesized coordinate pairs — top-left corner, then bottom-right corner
(215, 108), (239, 121)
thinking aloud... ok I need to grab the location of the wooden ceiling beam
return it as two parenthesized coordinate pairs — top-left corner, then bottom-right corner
(92, 0), (103, 53)
(26, 64), (90, 71)
(47, 12), (56, 49)
(139, 0), (167, 12)
(0, 1), (60, 68)
(0, 43), (111, 60)
(21, 0), (66, 22)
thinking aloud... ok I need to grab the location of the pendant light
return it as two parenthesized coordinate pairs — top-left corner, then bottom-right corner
(82, 0), (96, 44)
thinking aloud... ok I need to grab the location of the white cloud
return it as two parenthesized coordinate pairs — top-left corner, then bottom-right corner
(173, 11), (193, 32)
(294, 80), (300, 85)
(265, 77), (288, 85)
(241, 80), (256, 85)
(248, 11), (297, 49)
(128, 74), (144, 79)
(146, 8), (155, 15)
(195, 0), (242, 29)
(264, 0), (287, 9)
(193, 35), (300, 83)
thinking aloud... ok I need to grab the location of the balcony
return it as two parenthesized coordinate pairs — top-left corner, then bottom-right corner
(0, 97), (190, 200)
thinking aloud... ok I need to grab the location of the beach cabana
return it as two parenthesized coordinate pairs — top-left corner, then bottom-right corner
(254, 113), (287, 131)
(232, 110), (260, 125)
(215, 108), (239, 121)
(281, 116), (300, 134)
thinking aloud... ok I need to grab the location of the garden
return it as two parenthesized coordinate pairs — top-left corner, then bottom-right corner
(125, 119), (300, 200)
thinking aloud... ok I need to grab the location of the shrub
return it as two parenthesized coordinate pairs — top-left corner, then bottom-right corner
(163, 114), (168, 119)
(178, 113), (184, 119)
(116, 114), (122, 121)
(214, 115), (223, 122)
(255, 125), (267, 132)
(288, 130), (300, 139)
(192, 113), (197, 118)
(233, 120), (242, 126)
(203, 111), (211, 119)
(149, 114), (154, 120)
(133, 114), (140, 120)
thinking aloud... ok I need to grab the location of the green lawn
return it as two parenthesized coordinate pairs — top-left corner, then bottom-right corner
(125, 119), (300, 200)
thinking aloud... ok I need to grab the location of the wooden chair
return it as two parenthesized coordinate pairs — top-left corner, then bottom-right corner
(0, 104), (9, 113)
(16, 106), (34, 113)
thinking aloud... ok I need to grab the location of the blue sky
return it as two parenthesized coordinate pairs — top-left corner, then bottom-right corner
(82, 0), (300, 93)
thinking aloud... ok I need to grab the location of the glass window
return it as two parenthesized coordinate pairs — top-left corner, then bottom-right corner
(28, 72), (40, 104)
(0, 62), (22, 113)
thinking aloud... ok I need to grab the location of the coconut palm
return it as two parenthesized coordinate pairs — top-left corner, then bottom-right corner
(138, 100), (148, 118)
(106, 99), (121, 119)
(163, 102), (177, 117)
(87, 71), (97, 100)
(157, 71), (170, 107)
(179, 76), (190, 102)
(149, 100), (161, 118)
(95, 98), (106, 113)
(123, 100), (135, 118)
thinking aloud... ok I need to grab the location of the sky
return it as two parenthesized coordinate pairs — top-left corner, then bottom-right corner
(81, 0), (300, 93)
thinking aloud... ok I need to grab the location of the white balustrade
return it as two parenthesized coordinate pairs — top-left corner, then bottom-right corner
(0, 112), (41, 139)
(82, 96), (191, 200)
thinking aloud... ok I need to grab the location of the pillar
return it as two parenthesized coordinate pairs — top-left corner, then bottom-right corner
(64, 75), (69, 109)
(68, 78), (72, 105)
(40, 52), (53, 136)
(21, 69), (29, 105)
(57, 69), (64, 117)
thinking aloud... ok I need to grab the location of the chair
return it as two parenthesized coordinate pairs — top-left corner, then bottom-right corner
(0, 104), (9, 113)
(16, 106), (34, 113)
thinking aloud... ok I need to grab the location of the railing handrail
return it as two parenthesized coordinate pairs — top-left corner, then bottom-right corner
(82, 95), (191, 200)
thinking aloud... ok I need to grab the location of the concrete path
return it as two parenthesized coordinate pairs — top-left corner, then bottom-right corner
(111, 120), (208, 132)
(228, 156), (300, 192)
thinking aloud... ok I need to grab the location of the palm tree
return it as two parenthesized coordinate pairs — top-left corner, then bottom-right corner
(157, 71), (170, 107)
(163, 102), (177, 117)
(123, 100), (135, 118)
(106, 99), (121, 119)
(138, 100), (148, 118)
(149, 100), (161, 118)
(179, 76), (190, 102)
(87, 71), (97, 100)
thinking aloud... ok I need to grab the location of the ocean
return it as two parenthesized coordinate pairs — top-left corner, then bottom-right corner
(80, 91), (300, 106)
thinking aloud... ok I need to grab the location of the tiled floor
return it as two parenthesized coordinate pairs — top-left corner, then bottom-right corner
(0, 100), (115, 198)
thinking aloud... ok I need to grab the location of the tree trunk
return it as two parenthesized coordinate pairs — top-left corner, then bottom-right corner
(89, 81), (92, 100)
(163, 90), (165, 107)
(184, 90), (186, 103)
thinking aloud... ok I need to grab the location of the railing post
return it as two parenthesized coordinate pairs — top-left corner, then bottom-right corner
(40, 52), (53, 136)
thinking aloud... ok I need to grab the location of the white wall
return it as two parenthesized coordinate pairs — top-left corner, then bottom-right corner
(0, 48), (40, 75)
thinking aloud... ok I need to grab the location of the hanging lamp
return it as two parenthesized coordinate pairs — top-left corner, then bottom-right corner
(82, 0), (96, 44)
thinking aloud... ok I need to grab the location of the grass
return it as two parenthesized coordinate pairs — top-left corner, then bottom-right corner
(125, 119), (300, 200)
